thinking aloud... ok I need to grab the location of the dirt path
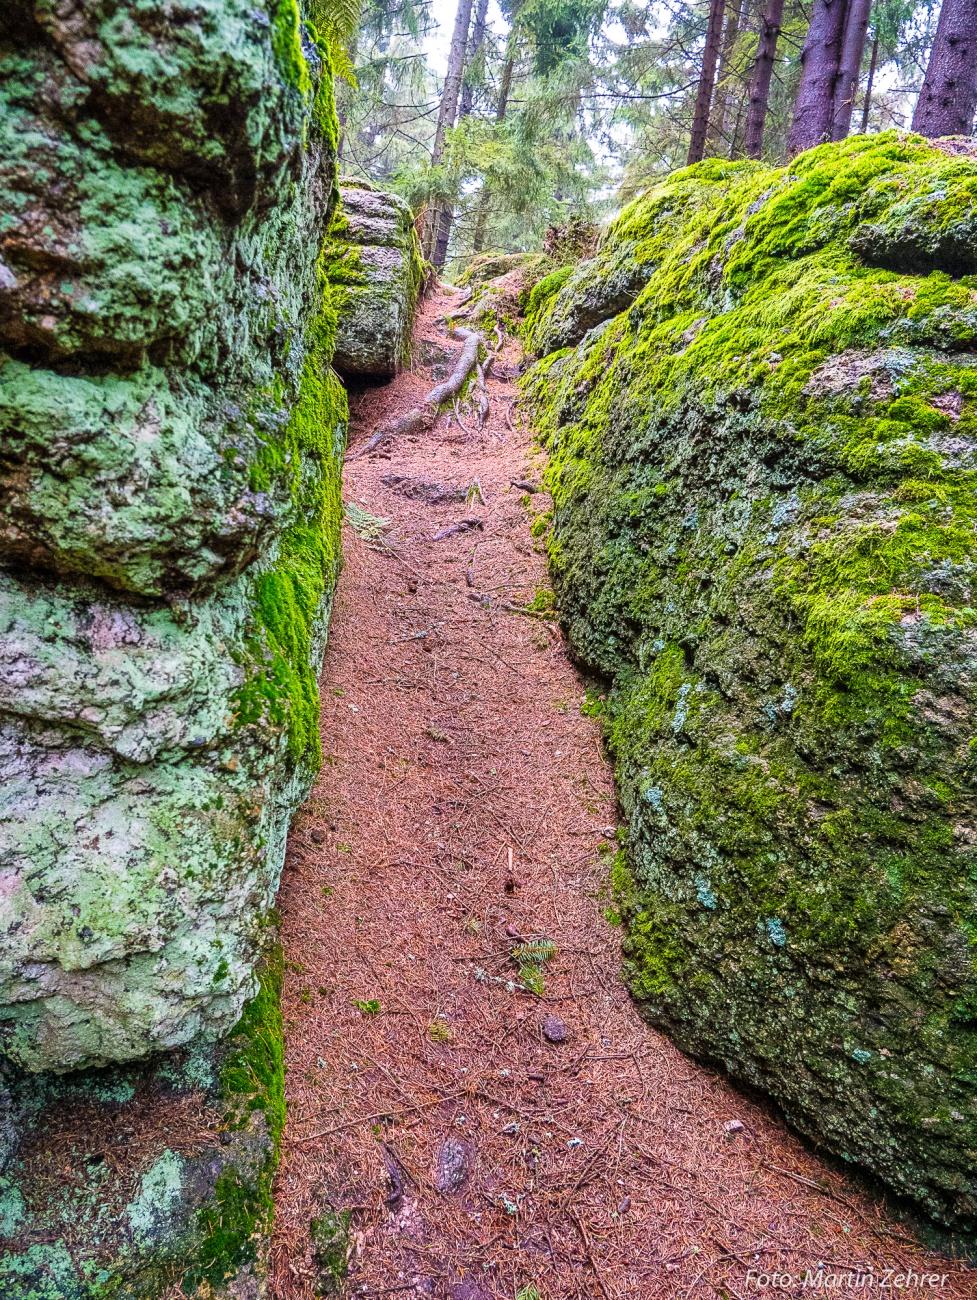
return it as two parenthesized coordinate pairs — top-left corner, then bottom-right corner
(268, 289), (973, 1300)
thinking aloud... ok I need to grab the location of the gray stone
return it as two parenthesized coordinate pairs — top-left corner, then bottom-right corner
(0, 1), (346, 1074)
(434, 1134), (472, 1192)
(331, 181), (424, 379)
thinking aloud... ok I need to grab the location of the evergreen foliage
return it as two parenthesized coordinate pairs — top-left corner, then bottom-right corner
(335, 0), (952, 272)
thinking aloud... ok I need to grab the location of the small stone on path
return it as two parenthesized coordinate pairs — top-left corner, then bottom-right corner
(434, 1136), (471, 1192)
(542, 1014), (569, 1043)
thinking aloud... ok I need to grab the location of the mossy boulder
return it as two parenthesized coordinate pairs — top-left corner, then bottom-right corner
(0, 1), (346, 1074)
(523, 224), (659, 358)
(524, 132), (977, 1227)
(330, 181), (424, 379)
(0, 946), (286, 1298)
(456, 251), (540, 287)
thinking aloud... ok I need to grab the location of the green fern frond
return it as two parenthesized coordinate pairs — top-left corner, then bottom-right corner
(512, 938), (556, 995)
(343, 501), (390, 539)
(308, 0), (362, 48)
(512, 939), (557, 966)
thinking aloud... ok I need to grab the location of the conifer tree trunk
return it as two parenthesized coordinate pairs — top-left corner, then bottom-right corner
(787, 0), (848, 155)
(706, 0), (746, 153)
(912, 0), (977, 138)
(860, 32), (879, 131)
(831, 0), (872, 139)
(471, 21), (519, 255)
(425, 0), (475, 267)
(744, 0), (785, 158)
(687, 0), (728, 163)
(459, 0), (490, 118)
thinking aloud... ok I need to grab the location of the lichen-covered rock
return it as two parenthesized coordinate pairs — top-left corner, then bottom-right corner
(523, 227), (659, 358)
(0, 947), (286, 1298)
(330, 180), (423, 379)
(0, 1), (347, 1073)
(525, 133), (977, 1226)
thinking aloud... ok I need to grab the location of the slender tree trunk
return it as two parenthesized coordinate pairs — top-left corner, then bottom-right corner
(435, 0), (489, 269)
(721, 0), (750, 149)
(744, 0), (785, 158)
(430, 0), (475, 169)
(831, 0), (872, 138)
(860, 32), (879, 132)
(459, 0), (490, 118)
(425, 0), (475, 265)
(706, 0), (744, 152)
(431, 208), (454, 270)
(471, 24), (519, 255)
(687, 0), (728, 163)
(787, 0), (848, 156)
(728, 94), (746, 156)
(495, 44), (517, 124)
(912, 0), (977, 137)
(336, 30), (359, 161)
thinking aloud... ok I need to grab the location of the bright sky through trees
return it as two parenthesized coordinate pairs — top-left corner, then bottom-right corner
(337, 0), (953, 273)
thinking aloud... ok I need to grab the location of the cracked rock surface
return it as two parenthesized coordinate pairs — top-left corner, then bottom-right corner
(330, 180), (424, 380)
(0, 0), (347, 1073)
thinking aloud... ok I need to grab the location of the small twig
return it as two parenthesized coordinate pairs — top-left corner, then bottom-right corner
(466, 543), (478, 587)
(759, 1162), (919, 1245)
(295, 1093), (464, 1142)
(569, 1210), (613, 1300)
(434, 518), (484, 541)
(505, 398), (518, 431)
(387, 623), (440, 644)
(466, 592), (554, 621)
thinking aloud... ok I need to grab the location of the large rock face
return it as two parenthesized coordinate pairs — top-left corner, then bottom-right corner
(525, 134), (977, 1226)
(0, 952), (287, 1299)
(330, 180), (423, 379)
(0, 1), (346, 1073)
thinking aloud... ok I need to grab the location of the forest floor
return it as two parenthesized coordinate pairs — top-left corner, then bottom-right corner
(267, 288), (974, 1300)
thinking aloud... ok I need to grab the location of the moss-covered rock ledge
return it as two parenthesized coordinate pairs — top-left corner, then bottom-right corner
(525, 132), (977, 1227)
(0, 0), (345, 1072)
(0, 0), (348, 1292)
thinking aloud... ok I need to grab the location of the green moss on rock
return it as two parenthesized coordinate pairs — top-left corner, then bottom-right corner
(0, 0), (346, 1074)
(329, 182), (425, 379)
(524, 132), (977, 1227)
(0, 941), (286, 1298)
(309, 1208), (351, 1295)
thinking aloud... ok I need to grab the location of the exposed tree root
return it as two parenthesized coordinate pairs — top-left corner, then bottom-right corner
(433, 517), (484, 540)
(347, 326), (485, 461)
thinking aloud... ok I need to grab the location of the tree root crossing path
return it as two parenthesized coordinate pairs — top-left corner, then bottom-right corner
(268, 289), (973, 1300)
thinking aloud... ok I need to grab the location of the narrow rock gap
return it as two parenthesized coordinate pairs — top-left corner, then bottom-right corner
(268, 289), (970, 1299)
